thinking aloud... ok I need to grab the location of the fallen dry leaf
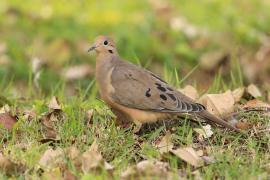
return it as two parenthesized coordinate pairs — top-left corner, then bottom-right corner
(39, 148), (65, 169)
(23, 109), (37, 121)
(199, 90), (235, 116)
(0, 153), (14, 172)
(192, 170), (202, 180)
(196, 150), (204, 158)
(0, 104), (11, 113)
(0, 153), (24, 176)
(194, 124), (213, 140)
(41, 98), (66, 140)
(243, 99), (270, 109)
(121, 160), (169, 179)
(48, 96), (61, 110)
(170, 147), (203, 167)
(235, 122), (253, 130)
(81, 140), (103, 173)
(155, 131), (173, 154)
(0, 112), (17, 130)
(40, 111), (64, 139)
(247, 84), (262, 98)
(66, 146), (81, 168)
(232, 87), (245, 103)
(64, 170), (77, 180)
(81, 140), (113, 173)
(178, 85), (199, 100)
(62, 64), (94, 81)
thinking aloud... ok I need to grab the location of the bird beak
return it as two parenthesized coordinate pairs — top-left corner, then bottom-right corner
(88, 44), (97, 52)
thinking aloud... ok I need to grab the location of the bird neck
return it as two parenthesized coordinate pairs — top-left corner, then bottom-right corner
(96, 52), (119, 65)
(95, 53), (119, 77)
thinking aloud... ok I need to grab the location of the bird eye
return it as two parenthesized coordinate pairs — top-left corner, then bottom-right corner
(103, 40), (108, 45)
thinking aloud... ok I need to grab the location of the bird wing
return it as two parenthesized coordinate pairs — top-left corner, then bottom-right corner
(110, 61), (205, 113)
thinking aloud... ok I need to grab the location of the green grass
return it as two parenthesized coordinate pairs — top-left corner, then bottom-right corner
(1, 62), (270, 179)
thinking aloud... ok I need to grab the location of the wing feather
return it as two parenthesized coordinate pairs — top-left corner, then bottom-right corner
(110, 61), (205, 113)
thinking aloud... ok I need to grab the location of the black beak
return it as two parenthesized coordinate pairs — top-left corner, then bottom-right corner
(88, 44), (97, 52)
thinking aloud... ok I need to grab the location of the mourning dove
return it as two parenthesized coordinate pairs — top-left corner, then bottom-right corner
(88, 35), (239, 132)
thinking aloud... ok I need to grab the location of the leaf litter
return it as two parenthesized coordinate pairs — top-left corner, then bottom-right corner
(0, 83), (270, 178)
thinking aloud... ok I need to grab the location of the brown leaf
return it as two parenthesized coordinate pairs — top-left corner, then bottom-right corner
(199, 90), (235, 116)
(0, 104), (11, 113)
(62, 64), (94, 81)
(247, 84), (262, 98)
(0, 153), (25, 176)
(23, 109), (37, 121)
(192, 170), (202, 180)
(232, 87), (245, 103)
(48, 96), (61, 110)
(39, 148), (65, 169)
(170, 147), (203, 167)
(81, 140), (102, 173)
(235, 122), (253, 130)
(66, 146), (81, 168)
(194, 124), (213, 140)
(0, 153), (14, 172)
(64, 170), (78, 180)
(40, 103), (66, 140)
(243, 99), (270, 109)
(0, 112), (17, 130)
(155, 131), (174, 154)
(81, 140), (113, 173)
(178, 85), (199, 100)
(121, 160), (169, 179)
(40, 112), (58, 139)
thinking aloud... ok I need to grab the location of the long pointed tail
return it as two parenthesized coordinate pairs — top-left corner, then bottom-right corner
(198, 110), (241, 132)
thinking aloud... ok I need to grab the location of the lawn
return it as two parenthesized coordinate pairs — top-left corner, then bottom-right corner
(0, 0), (270, 179)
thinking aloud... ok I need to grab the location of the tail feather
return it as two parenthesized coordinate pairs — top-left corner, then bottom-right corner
(198, 110), (241, 132)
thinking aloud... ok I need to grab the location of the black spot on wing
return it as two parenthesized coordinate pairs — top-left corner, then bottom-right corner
(167, 93), (176, 101)
(167, 87), (174, 91)
(160, 94), (167, 101)
(145, 88), (151, 97)
(157, 86), (166, 92)
(155, 82), (167, 92)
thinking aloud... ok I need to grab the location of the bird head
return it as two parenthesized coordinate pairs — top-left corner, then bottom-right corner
(88, 35), (116, 55)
